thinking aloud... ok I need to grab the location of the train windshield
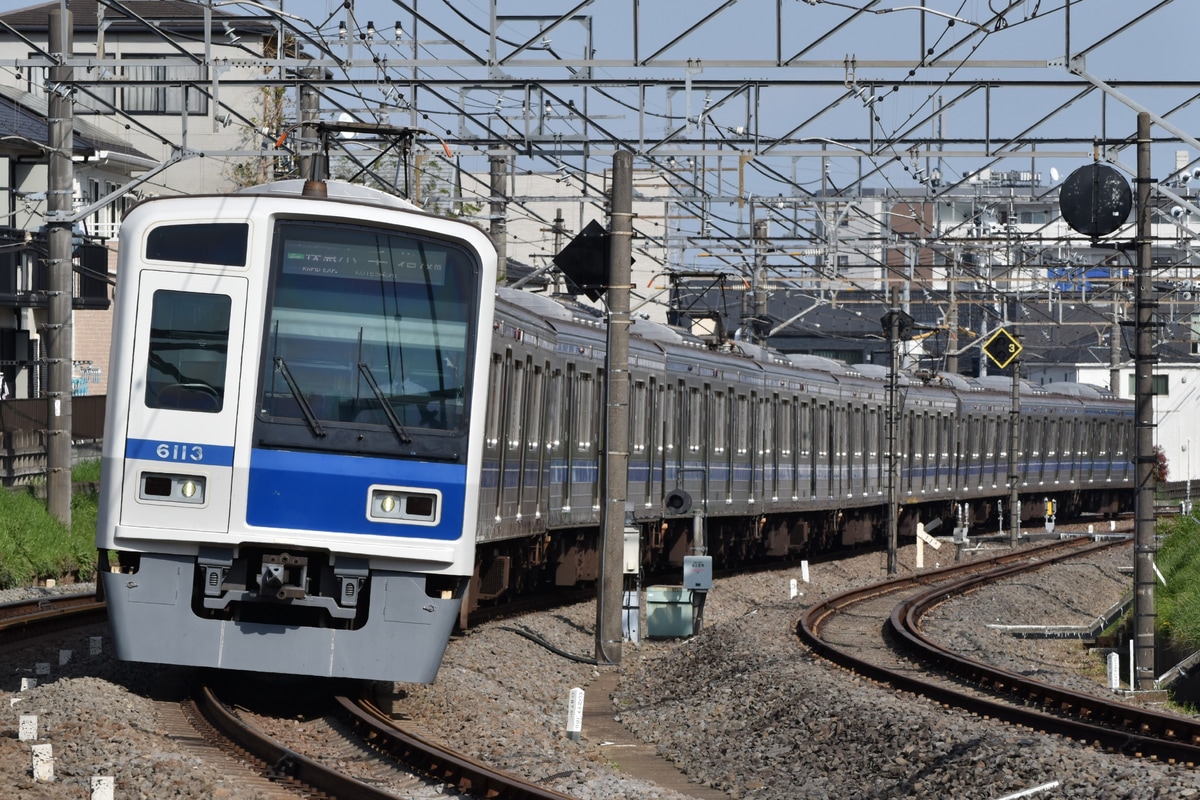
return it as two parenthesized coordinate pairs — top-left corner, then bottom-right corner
(258, 221), (478, 446)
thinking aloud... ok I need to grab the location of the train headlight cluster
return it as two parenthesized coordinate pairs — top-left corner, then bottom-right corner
(368, 485), (440, 525)
(139, 472), (207, 505)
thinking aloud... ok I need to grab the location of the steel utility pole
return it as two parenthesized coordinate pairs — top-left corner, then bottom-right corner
(46, 6), (73, 527)
(1133, 111), (1157, 692)
(597, 150), (633, 664)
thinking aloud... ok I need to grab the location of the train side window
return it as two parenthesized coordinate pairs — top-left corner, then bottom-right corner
(484, 354), (503, 448)
(631, 380), (648, 454)
(761, 396), (774, 456)
(711, 389), (726, 454)
(545, 368), (563, 450)
(144, 289), (230, 413)
(687, 387), (703, 453)
(506, 359), (526, 451)
(146, 223), (248, 266)
(527, 364), (545, 452)
(661, 384), (677, 454)
(735, 394), (749, 455)
(575, 371), (595, 451)
(779, 398), (792, 457)
(799, 401), (812, 457)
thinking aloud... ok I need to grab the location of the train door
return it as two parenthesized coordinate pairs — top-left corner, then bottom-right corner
(815, 403), (831, 499)
(768, 393), (781, 502)
(482, 353), (504, 529)
(848, 405), (862, 498)
(709, 386), (730, 505)
(801, 400), (815, 499)
(684, 384), (704, 503)
(522, 361), (545, 521)
(119, 273), (247, 533)
(559, 364), (576, 513)
(500, 353), (525, 524)
(571, 367), (599, 515)
(729, 393), (748, 506)
(630, 378), (649, 508)
(753, 391), (763, 503)
(660, 381), (679, 496)
(778, 395), (793, 501)
(867, 405), (881, 497)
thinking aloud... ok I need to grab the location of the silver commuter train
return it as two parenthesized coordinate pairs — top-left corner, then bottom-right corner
(465, 288), (1134, 612)
(98, 177), (1135, 679)
(97, 179), (497, 681)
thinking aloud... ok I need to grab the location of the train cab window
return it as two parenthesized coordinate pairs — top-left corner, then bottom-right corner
(144, 289), (230, 413)
(146, 223), (248, 266)
(257, 221), (478, 449)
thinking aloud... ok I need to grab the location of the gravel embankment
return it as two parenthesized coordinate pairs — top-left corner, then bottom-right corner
(4, 539), (1200, 798)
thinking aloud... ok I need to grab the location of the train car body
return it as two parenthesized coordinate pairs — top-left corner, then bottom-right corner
(466, 288), (1134, 613)
(97, 180), (497, 681)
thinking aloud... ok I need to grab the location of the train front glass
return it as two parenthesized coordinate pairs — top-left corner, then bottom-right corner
(256, 220), (480, 459)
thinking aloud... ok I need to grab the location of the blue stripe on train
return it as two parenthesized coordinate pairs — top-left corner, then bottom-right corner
(246, 448), (467, 540)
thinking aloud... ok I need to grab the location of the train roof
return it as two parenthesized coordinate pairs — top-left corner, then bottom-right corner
(237, 179), (421, 211)
(1038, 382), (1119, 399)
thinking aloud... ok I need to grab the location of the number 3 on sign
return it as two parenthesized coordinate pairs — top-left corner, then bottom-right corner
(156, 442), (204, 462)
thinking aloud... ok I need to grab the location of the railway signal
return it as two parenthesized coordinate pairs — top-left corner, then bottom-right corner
(983, 327), (1022, 370)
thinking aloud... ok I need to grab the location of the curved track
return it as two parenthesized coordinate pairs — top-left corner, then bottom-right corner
(189, 683), (576, 800)
(2, 593), (576, 799)
(0, 592), (107, 645)
(800, 537), (1200, 767)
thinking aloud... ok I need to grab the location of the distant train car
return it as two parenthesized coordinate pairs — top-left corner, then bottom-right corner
(97, 180), (497, 681)
(462, 289), (1134, 615)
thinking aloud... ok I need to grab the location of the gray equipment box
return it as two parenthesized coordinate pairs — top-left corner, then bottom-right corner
(683, 555), (713, 590)
(645, 585), (693, 638)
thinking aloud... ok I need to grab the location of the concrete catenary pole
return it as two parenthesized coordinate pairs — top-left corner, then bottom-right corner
(489, 150), (509, 277)
(1133, 112), (1157, 691)
(596, 150), (633, 664)
(297, 67), (321, 181)
(46, 7), (74, 526)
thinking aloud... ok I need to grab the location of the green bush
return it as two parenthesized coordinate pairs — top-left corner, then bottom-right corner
(0, 461), (101, 589)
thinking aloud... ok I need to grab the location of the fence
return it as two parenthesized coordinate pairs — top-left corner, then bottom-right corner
(0, 396), (106, 485)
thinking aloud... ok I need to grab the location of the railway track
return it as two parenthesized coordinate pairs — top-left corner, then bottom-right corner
(0, 591), (107, 645)
(190, 681), (578, 799)
(800, 535), (1200, 767)
(2, 592), (578, 799)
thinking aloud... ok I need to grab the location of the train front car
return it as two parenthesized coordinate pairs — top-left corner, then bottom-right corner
(96, 180), (497, 681)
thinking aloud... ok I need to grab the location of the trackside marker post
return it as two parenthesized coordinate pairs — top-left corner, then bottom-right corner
(19, 714), (37, 741)
(566, 687), (584, 741)
(31, 742), (53, 781)
(91, 776), (115, 800)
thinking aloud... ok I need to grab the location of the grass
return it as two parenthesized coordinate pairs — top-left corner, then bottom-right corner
(0, 461), (100, 588)
(1152, 514), (1200, 650)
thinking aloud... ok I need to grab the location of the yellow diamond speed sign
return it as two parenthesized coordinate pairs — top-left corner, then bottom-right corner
(983, 328), (1022, 369)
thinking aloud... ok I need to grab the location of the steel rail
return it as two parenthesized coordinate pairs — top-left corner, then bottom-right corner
(799, 537), (1200, 766)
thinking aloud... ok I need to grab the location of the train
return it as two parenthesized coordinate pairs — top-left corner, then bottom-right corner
(97, 177), (1135, 682)
(96, 179), (497, 681)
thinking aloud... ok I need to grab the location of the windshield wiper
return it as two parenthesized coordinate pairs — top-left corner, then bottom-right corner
(273, 356), (326, 438)
(358, 362), (413, 444)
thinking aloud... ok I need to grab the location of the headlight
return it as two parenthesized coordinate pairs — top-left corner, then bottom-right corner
(140, 472), (207, 504)
(368, 485), (440, 525)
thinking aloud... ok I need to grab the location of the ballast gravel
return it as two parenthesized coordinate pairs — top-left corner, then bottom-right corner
(2, 538), (1199, 799)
